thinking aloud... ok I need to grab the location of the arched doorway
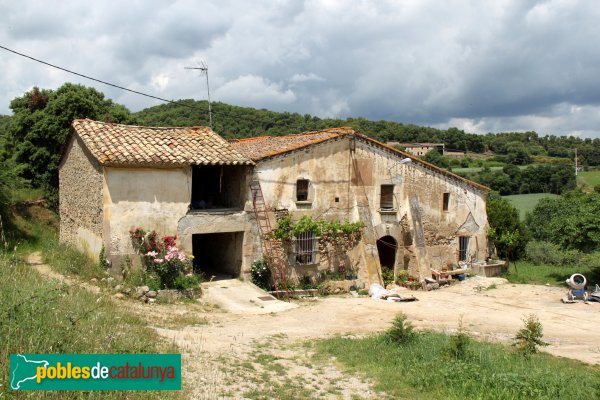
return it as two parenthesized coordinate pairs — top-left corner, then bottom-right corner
(376, 235), (397, 270)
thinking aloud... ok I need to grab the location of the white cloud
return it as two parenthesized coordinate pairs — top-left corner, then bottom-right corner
(215, 75), (296, 107)
(289, 73), (325, 84)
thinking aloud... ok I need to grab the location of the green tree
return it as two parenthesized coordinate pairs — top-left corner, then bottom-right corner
(421, 149), (449, 168)
(4, 84), (132, 207)
(486, 193), (529, 259)
(526, 190), (600, 252)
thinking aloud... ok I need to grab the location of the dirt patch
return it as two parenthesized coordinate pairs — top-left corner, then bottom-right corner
(25, 254), (600, 398)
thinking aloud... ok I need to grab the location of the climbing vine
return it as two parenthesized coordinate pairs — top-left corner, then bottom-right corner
(272, 214), (364, 253)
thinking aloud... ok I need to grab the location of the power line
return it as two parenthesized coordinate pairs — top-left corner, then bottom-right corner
(0, 44), (348, 133)
(0, 45), (326, 133)
(0, 44), (187, 107)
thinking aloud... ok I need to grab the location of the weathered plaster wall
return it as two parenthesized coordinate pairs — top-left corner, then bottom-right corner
(59, 136), (104, 259)
(256, 138), (353, 217)
(103, 167), (191, 263)
(252, 137), (488, 284)
(353, 139), (489, 280)
(253, 137), (367, 281)
(104, 165), (257, 278)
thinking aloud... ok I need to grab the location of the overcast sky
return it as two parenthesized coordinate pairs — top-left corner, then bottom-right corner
(1, 0), (600, 138)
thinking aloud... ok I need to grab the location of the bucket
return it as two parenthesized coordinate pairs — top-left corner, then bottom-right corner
(457, 274), (465, 281)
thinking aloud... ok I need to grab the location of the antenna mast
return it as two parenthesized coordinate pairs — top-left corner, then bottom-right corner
(185, 61), (213, 128)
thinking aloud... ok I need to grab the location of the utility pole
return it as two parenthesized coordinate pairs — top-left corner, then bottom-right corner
(185, 61), (213, 128)
(575, 147), (578, 176)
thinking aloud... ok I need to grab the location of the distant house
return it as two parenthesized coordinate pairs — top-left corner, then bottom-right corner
(388, 142), (445, 157)
(60, 120), (490, 285)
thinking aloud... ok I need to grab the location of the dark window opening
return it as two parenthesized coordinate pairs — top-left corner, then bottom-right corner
(296, 179), (309, 201)
(380, 185), (394, 210)
(443, 192), (450, 211)
(295, 231), (317, 265)
(459, 236), (470, 262)
(190, 165), (247, 210)
(192, 232), (244, 279)
(334, 197), (340, 203)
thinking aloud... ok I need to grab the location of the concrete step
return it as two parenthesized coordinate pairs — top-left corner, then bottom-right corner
(202, 279), (297, 314)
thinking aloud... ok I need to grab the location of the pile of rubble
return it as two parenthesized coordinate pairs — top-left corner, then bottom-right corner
(112, 285), (201, 303)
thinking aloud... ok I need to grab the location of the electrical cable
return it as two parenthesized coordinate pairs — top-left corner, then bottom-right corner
(0, 44), (348, 133)
(0, 44), (187, 107)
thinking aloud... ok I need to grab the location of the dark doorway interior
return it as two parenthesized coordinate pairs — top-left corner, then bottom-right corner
(190, 165), (247, 210)
(192, 232), (244, 279)
(376, 235), (397, 269)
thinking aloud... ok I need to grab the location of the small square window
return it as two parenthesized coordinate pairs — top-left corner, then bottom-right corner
(443, 192), (450, 211)
(296, 179), (309, 201)
(380, 185), (394, 210)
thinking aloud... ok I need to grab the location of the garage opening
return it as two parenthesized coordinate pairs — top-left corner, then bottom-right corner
(377, 235), (397, 271)
(192, 232), (244, 280)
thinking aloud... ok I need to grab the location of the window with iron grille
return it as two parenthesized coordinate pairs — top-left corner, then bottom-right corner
(296, 179), (309, 201)
(294, 231), (318, 265)
(459, 236), (470, 261)
(380, 185), (394, 210)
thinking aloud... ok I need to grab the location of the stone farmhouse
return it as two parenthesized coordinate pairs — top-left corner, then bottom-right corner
(387, 142), (445, 156)
(59, 119), (491, 286)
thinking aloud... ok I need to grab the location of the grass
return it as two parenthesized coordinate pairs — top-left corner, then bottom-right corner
(578, 170), (600, 188)
(317, 330), (600, 400)
(0, 252), (181, 399)
(503, 261), (599, 286)
(503, 193), (560, 220)
(1, 200), (184, 398)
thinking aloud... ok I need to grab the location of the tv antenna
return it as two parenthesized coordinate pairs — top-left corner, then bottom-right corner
(185, 61), (213, 128)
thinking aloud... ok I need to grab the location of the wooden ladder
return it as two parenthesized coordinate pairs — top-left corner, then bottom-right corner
(250, 181), (290, 301)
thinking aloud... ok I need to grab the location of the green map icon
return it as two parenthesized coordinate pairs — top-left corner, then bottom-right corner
(10, 354), (49, 390)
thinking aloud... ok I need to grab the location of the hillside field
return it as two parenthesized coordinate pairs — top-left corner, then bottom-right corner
(503, 193), (560, 220)
(577, 170), (600, 188)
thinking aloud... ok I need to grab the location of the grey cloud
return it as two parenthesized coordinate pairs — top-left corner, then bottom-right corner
(1, 0), (600, 137)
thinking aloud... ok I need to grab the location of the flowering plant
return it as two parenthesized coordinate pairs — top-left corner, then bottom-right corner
(129, 227), (194, 289)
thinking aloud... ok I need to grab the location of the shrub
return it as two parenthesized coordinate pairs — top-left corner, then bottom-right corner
(385, 313), (416, 345)
(448, 317), (470, 360)
(173, 273), (201, 290)
(525, 240), (580, 266)
(513, 314), (549, 357)
(396, 269), (409, 283)
(129, 227), (193, 289)
(381, 266), (394, 286)
(251, 257), (272, 291)
(145, 272), (162, 291)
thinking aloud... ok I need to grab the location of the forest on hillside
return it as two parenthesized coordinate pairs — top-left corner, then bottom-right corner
(1, 83), (600, 212)
(132, 99), (600, 166)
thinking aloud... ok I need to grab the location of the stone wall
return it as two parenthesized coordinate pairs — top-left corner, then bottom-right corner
(59, 135), (104, 258)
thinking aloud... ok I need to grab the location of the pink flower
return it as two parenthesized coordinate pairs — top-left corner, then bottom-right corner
(154, 258), (164, 263)
(146, 251), (158, 258)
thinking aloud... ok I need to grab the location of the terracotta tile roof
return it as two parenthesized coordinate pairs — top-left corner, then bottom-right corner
(72, 119), (253, 166)
(231, 127), (490, 192)
(230, 127), (353, 160)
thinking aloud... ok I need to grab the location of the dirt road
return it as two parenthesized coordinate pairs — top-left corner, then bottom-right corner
(157, 276), (599, 363)
(27, 253), (600, 398)
(145, 276), (599, 398)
